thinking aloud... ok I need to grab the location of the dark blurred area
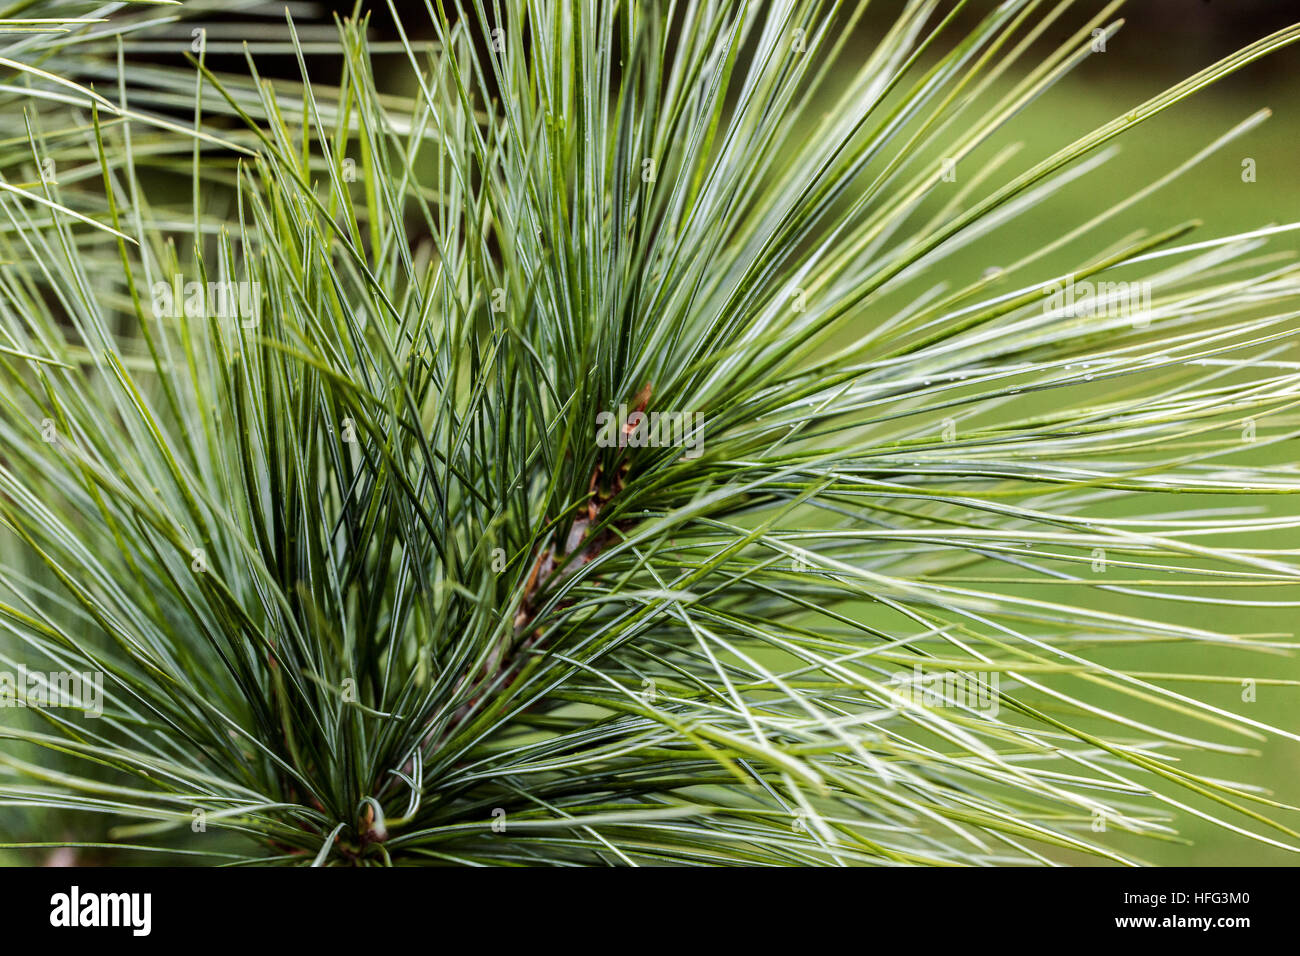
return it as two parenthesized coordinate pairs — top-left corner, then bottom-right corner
(321, 0), (1300, 71)
(1063, 0), (1299, 84)
(182, 1), (1300, 95)
(1124, 0), (1300, 72)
